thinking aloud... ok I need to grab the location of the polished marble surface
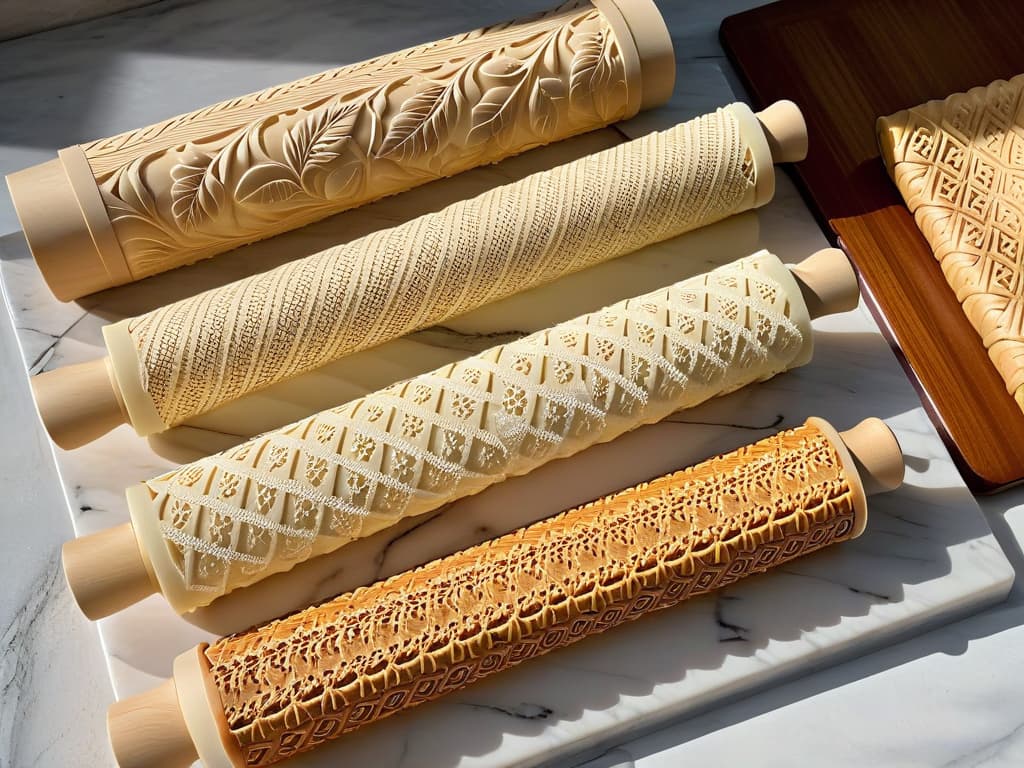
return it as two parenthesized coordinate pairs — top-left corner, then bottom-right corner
(1, 1), (1024, 767)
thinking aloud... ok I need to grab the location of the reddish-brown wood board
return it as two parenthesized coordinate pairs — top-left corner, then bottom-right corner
(721, 0), (1024, 492)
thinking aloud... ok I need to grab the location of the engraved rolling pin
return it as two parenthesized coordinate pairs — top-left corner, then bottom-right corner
(31, 99), (808, 449)
(7, 0), (674, 302)
(106, 417), (904, 768)
(62, 248), (858, 618)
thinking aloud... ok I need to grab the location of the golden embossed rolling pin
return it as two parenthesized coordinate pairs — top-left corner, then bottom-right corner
(33, 99), (808, 449)
(62, 248), (858, 619)
(7, 0), (675, 301)
(105, 416), (903, 768)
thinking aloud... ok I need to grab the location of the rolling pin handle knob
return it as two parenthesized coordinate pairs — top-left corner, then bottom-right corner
(62, 522), (158, 620)
(755, 100), (808, 164)
(789, 248), (860, 320)
(838, 417), (905, 495)
(31, 356), (128, 449)
(108, 678), (199, 768)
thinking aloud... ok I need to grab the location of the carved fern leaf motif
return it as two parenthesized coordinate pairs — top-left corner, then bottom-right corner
(378, 80), (463, 161)
(282, 100), (362, 199)
(235, 164), (304, 207)
(569, 21), (619, 122)
(231, 115), (304, 208)
(467, 56), (529, 147)
(103, 160), (178, 270)
(170, 147), (225, 230)
(230, 101), (365, 204)
(529, 77), (567, 136)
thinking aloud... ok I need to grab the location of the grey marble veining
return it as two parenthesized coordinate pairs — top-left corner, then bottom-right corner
(0, 0), (1022, 767)
(0, 289), (112, 768)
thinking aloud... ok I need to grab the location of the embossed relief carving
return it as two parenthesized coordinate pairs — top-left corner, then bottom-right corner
(139, 254), (808, 609)
(124, 106), (757, 430)
(93, 3), (631, 277)
(204, 422), (856, 766)
(879, 74), (1024, 409)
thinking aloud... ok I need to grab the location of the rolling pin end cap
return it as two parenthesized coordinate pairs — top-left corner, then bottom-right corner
(6, 159), (111, 301)
(790, 248), (860, 319)
(839, 418), (905, 495)
(32, 357), (128, 450)
(63, 522), (157, 620)
(108, 679), (199, 768)
(595, 0), (674, 111)
(755, 100), (808, 164)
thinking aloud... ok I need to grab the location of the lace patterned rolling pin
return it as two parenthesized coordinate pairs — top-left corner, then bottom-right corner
(6, 0), (675, 301)
(33, 99), (808, 449)
(63, 248), (859, 619)
(106, 416), (904, 768)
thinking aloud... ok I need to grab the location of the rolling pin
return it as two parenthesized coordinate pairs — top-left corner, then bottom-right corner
(62, 247), (860, 619)
(105, 416), (904, 768)
(31, 99), (809, 449)
(7, 0), (674, 301)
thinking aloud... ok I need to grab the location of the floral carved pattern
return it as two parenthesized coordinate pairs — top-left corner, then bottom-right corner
(93, 3), (632, 278)
(204, 421), (856, 766)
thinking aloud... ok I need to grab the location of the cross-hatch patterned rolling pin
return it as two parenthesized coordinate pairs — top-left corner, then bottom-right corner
(104, 417), (904, 768)
(62, 248), (859, 619)
(31, 99), (808, 449)
(7, 0), (675, 301)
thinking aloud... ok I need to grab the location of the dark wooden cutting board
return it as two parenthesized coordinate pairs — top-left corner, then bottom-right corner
(721, 0), (1024, 492)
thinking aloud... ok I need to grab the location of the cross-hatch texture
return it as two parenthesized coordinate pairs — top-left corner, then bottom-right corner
(205, 421), (855, 766)
(138, 252), (809, 611)
(879, 74), (1024, 410)
(93, 2), (633, 279)
(123, 104), (760, 429)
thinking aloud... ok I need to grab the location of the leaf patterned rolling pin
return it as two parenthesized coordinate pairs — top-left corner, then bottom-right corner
(62, 248), (860, 619)
(7, 0), (675, 301)
(105, 416), (904, 768)
(32, 99), (808, 449)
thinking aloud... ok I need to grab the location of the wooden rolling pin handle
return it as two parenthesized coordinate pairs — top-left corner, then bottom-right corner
(107, 679), (199, 768)
(789, 248), (860, 320)
(63, 522), (158, 620)
(755, 100), (808, 164)
(839, 417), (905, 496)
(31, 356), (127, 449)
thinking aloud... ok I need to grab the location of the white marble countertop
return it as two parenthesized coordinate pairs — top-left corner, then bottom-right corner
(3, 1), (1024, 767)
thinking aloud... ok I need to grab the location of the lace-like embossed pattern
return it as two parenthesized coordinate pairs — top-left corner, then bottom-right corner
(125, 105), (759, 428)
(93, 2), (634, 278)
(879, 74), (1024, 409)
(138, 252), (809, 610)
(205, 421), (855, 766)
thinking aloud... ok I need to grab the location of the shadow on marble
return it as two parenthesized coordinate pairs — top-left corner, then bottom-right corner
(0, 0), (726, 155)
(572, 602), (1024, 768)
(0, 0), (560, 152)
(978, 495), (1024, 601)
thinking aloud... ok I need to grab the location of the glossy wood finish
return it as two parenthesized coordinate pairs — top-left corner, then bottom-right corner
(721, 0), (1024, 492)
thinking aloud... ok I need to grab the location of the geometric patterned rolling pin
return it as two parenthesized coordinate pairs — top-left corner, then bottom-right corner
(8, 0), (674, 301)
(62, 248), (859, 619)
(31, 99), (808, 449)
(878, 74), (1024, 411)
(104, 416), (904, 768)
